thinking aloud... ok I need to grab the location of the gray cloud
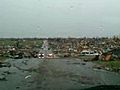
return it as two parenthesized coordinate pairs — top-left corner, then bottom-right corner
(0, 0), (120, 38)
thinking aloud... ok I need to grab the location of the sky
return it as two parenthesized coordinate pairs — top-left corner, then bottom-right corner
(0, 0), (120, 38)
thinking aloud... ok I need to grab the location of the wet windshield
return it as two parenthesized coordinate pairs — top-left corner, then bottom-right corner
(0, 0), (120, 90)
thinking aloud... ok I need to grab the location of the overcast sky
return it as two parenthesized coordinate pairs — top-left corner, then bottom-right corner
(0, 0), (120, 38)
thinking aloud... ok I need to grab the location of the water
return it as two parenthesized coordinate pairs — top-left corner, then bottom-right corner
(0, 58), (120, 90)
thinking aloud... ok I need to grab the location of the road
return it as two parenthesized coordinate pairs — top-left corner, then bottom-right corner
(39, 40), (53, 58)
(0, 58), (120, 90)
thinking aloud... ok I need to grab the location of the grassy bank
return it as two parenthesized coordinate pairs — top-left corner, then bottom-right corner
(96, 60), (120, 72)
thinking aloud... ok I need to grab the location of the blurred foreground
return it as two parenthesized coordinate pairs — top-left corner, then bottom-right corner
(0, 58), (120, 90)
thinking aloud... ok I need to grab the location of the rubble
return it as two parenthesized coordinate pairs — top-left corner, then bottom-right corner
(48, 37), (120, 60)
(25, 75), (31, 79)
(0, 37), (120, 60)
(93, 65), (104, 70)
(0, 62), (11, 68)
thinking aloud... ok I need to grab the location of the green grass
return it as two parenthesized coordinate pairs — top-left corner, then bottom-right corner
(96, 60), (120, 71)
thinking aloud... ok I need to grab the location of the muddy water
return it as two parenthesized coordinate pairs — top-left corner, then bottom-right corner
(0, 58), (120, 90)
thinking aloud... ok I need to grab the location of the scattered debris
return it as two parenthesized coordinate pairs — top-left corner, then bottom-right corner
(81, 63), (86, 65)
(83, 59), (88, 62)
(25, 75), (31, 79)
(72, 62), (81, 65)
(93, 65), (104, 70)
(22, 60), (28, 65)
(3, 71), (11, 74)
(16, 86), (20, 89)
(0, 62), (11, 68)
(105, 67), (110, 71)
